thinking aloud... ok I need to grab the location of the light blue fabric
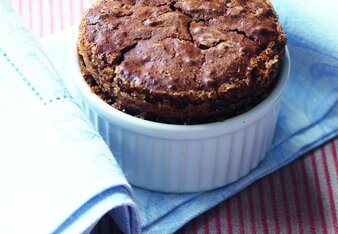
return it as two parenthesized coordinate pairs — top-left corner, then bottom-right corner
(0, 1), (140, 234)
(131, 0), (338, 233)
(1, 0), (337, 233)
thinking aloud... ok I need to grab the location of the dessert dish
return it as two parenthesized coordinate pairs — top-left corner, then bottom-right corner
(74, 0), (289, 192)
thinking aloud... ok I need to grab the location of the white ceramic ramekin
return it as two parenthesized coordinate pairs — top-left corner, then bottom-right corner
(73, 48), (290, 193)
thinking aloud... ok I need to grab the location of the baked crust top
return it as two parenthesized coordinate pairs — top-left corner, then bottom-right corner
(78, 0), (286, 123)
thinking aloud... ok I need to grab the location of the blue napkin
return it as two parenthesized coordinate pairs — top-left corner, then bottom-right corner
(0, 1), (140, 233)
(130, 0), (338, 232)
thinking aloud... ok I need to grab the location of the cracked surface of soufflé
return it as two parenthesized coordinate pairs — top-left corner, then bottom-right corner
(77, 0), (287, 124)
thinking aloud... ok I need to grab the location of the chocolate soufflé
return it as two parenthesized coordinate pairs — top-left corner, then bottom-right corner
(77, 0), (287, 124)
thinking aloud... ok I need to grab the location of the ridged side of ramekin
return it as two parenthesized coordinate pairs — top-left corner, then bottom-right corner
(74, 48), (290, 193)
(80, 99), (280, 192)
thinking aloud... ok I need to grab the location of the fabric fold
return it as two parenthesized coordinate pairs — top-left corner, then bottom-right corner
(0, 1), (140, 233)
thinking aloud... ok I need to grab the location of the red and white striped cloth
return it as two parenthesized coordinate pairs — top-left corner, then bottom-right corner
(9, 0), (338, 233)
(8, 0), (94, 37)
(179, 140), (338, 233)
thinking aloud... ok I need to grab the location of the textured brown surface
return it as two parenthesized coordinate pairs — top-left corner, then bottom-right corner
(77, 0), (286, 124)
